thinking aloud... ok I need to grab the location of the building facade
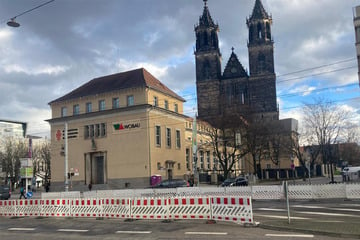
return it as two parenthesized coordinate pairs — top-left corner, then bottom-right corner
(195, 0), (278, 126)
(47, 68), (227, 190)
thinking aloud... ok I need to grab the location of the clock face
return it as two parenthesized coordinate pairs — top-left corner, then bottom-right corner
(231, 67), (237, 73)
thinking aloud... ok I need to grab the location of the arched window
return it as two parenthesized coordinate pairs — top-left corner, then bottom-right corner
(266, 22), (271, 40)
(249, 25), (254, 42)
(257, 22), (262, 39)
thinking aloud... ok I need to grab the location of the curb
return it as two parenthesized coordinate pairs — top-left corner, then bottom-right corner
(259, 223), (360, 239)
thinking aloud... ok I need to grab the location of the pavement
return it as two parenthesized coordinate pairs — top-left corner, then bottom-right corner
(256, 216), (360, 239)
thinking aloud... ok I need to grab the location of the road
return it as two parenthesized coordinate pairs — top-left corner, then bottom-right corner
(0, 215), (350, 240)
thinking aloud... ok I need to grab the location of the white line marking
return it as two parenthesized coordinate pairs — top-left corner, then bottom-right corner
(340, 203), (360, 207)
(298, 211), (357, 217)
(256, 208), (286, 211)
(313, 220), (344, 223)
(255, 214), (309, 220)
(8, 228), (36, 231)
(116, 231), (152, 234)
(57, 229), (89, 232)
(185, 232), (228, 235)
(265, 233), (314, 238)
(293, 205), (360, 212)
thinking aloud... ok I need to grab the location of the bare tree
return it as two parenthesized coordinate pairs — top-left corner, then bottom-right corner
(302, 98), (353, 182)
(32, 141), (51, 187)
(0, 138), (28, 190)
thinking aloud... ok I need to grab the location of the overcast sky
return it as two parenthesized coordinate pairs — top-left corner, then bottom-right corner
(0, 0), (360, 138)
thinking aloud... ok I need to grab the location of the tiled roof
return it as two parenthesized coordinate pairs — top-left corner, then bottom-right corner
(49, 68), (185, 104)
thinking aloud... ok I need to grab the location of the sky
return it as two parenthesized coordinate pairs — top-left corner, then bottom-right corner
(0, 0), (360, 138)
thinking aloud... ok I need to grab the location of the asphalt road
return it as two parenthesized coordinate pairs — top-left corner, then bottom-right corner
(0, 216), (352, 240)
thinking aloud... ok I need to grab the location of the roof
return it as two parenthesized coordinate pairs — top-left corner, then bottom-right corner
(223, 51), (248, 79)
(249, 0), (270, 21)
(49, 68), (185, 104)
(197, 0), (217, 28)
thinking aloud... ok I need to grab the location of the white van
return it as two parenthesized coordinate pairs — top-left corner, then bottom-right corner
(342, 167), (360, 181)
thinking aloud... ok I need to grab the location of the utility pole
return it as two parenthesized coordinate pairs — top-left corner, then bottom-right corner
(64, 122), (69, 192)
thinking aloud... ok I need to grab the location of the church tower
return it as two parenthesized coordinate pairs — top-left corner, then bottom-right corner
(247, 0), (278, 120)
(195, 0), (222, 122)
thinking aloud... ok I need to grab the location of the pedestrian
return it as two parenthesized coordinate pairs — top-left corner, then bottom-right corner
(88, 182), (92, 191)
(19, 185), (26, 199)
(45, 183), (50, 192)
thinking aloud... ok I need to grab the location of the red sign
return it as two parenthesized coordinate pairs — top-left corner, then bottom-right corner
(56, 129), (62, 141)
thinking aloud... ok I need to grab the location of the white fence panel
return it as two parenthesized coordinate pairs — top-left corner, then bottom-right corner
(251, 185), (283, 200)
(41, 192), (61, 199)
(225, 186), (252, 197)
(311, 184), (346, 199)
(346, 183), (360, 199)
(288, 185), (313, 199)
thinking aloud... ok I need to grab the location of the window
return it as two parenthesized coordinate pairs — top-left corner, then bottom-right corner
(99, 100), (105, 111)
(174, 103), (178, 113)
(177, 163), (181, 170)
(86, 102), (92, 113)
(157, 162), (161, 170)
(186, 148), (190, 171)
(61, 107), (67, 117)
(166, 127), (171, 148)
(176, 130), (181, 149)
(236, 132), (241, 146)
(155, 125), (161, 147)
(73, 104), (80, 115)
(200, 151), (204, 170)
(213, 152), (217, 170)
(112, 98), (119, 109)
(84, 123), (106, 139)
(164, 100), (169, 110)
(127, 95), (134, 106)
(206, 151), (210, 170)
(153, 96), (158, 107)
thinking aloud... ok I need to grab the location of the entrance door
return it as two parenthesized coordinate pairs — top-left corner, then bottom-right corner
(95, 156), (104, 184)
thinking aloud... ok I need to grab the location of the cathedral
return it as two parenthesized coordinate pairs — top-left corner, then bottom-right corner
(195, 0), (279, 126)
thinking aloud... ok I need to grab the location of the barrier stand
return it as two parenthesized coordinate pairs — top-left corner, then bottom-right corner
(206, 196), (216, 224)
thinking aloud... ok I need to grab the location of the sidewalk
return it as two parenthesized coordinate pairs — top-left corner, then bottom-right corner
(256, 216), (360, 239)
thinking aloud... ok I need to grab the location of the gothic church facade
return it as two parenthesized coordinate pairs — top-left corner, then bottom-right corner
(195, 0), (278, 125)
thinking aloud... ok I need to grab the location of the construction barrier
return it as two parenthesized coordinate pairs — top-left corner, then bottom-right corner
(16, 199), (42, 217)
(131, 197), (168, 220)
(0, 195), (254, 225)
(0, 200), (17, 217)
(168, 196), (211, 220)
(71, 199), (102, 218)
(211, 196), (253, 224)
(41, 199), (71, 217)
(102, 198), (130, 218)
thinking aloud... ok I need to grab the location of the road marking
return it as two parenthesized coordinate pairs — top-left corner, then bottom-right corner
(265, 233), (314, 238)
(254, 214), (309, 220)
(256, 208), (286, 211)
(8, 228), (36, 231)
(57, 229), (89, 232)
(298, 211), (357, 217)
(340, 203), (360, 207)
(293, 205), (360, 212)
(313, 220), (344, 223)
(185, 232), (228, 235)
(116, 231), (152, 234)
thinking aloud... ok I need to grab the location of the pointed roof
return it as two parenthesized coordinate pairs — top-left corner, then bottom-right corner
(49, 68), (185, 104)
(223, 50), (248, 79)
(249, 0), (269, 20)
(198, 0), (216, 28)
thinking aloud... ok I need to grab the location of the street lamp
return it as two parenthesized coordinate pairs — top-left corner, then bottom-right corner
(7, 18), (20, 27)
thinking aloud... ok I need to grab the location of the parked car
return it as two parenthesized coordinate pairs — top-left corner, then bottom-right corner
(0, 185), (11, 200)
(152, 179), (189, 188)
(230, 177), (248, 186)
(221, 178), (236, 187)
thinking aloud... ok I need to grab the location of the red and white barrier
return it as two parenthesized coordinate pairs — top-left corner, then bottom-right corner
(211, 196), (253, 224)
(0, 195), (254, 225)
(168, 197), (211, 220)
(101, 198), (130, 218)
(131, 198), (168, 219)
(71, 199), (102, 218)
(41, 199), (71, 217)
(0, 200), (17, 217)
(16, 199), (42, 217)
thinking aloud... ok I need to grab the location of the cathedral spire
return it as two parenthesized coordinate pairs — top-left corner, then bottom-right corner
(198, 0), (216, 27)
(249, 0), (269, 20)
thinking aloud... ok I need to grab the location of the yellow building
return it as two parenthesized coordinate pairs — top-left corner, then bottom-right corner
(47, 68), (198, 190)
